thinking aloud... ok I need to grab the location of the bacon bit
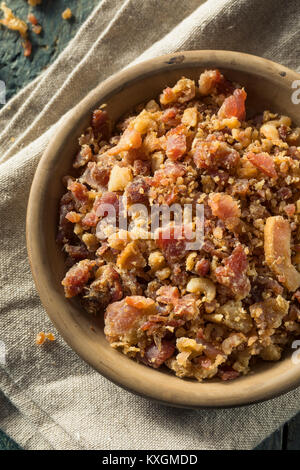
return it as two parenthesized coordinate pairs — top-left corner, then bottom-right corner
(23, 39), (32, 57)
(62, 259), (96, 298)
(140, 315), (167, 332)
(156, 286), (180, 304)
(215, 245), (250, 299)
(166, 125), (187, 161)
(160, 87), (176, 106)
(109, 127), (142, 155)
(92, 109), (108, 133)
(28, 0), (42, 5)
(62, 8), (72, 20)
(164, 187), (178, 205)
(68, 181), (89, 203)
(264, 216), (300, 292)
(196, 338), (224, 359)
(125, 296), (155, 310)
(198, 69), (224, 95)
(32, 24), (42, 34)
(36, 332), (55, 346)
(161, 107), (180, 126)
(0, 3), (28, 38)
(80, 161), (110, 189)
(208, 193), (241, 220)
(65, 211), (81, 223)
(284, 204), (296, 217)
(247, 152), (277, 178)
(294, 291), (300, 303)
(28, 13), (38, 25)
(127, 178), (149, 204)
(193, 140), (240, 170)
(94, 192), (119, 217)
(173, 295), (198, 320)
(143, 340), (175, 368)
(82, 211), (99, 227)
(218, 366), (240, 381)
(195, 258), (210, 276)
(156, 225), (191, 263)
(104, 297), (156, 341)
(73, 146), (93, 169)
(150, 161), (186, 187)
(218, 88), (247, 121)
(133, 159), (151, 176)
(64, 244), (90, 260)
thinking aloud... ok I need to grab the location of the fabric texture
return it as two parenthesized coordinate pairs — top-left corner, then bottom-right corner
(0, 0), (300, 450)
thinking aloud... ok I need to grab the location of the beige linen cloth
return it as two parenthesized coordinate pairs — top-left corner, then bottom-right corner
(0, 0), (300, 450)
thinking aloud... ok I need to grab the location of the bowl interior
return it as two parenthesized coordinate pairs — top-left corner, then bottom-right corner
(27, 51), (300, 407)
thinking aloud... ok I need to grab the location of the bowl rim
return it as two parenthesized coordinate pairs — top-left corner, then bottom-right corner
(26, 50), (300, 408)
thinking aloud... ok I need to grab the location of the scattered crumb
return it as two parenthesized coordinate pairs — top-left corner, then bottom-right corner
(27, 0), (42, 5)
(0, 2), (28, 38)
(62, 8), (72, 20)
(28, 13), (42, 34)
(36, 331), (55, 345)
(23, 39), (32, 57)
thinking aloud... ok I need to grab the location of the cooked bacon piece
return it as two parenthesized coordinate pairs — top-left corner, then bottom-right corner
(87, 264), (123, 309)
(215, 245), (250, 299)
(156, 286), (180, 304)
(166, 125), (187, 161)
(195, 258), (210, 276)
(156, 225), (192, 263)
(255, 276), (283, 296)
(73, 146), (93, 169)
(80, 161), (110, 189)
(198, 69), (224, 95)
(140, 315), (168, 332)
(62, 260), (96, 298)
(28, 13), (38, 25)
(264, 216), (300, 292)
(218, 88), (247, 121)
(161, 107), (181, 126)
(150, 161), (186, 187)
(68, 181), (89, 204)
(92, 109), (108, 132)
(65, 211), (81, 224)
(94, 192), (119, 217)
(194, 356), (212, 369)
(196, 338), (224, 359)
(104, 296), (156, 342)
(108, 127), (142, 155)
(284, 204), (296, 217)
(64, 244), (90, 260)
(126, 178), (149, 204)
(160, 78), (195, 105)
(125, 296), (155, 309)
(246, 152), (277, 178)
(173, 295), (198, 320)
(23, 39), (32, 57)
(0, 3), (27, 37)
(82, 212), (99, 227)
(208, 193), (241, 220)
(143, 340), (175, 368)
(294, 291), (300, 304)
(193, 140), (240, 170)
(133, 159), (151, 176)
(250, 296), (289, 333)
(218, 366), (240, 381)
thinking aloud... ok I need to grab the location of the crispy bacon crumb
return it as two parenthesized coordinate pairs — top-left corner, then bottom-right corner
(36, 332), (55, 346)
(58, 70), (300, 382)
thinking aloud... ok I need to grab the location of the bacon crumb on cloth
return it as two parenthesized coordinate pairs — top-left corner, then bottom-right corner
(36, 332), (55, 346)
(58, 69), (300, 382)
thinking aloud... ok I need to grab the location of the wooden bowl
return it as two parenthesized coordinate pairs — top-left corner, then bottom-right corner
(27, 50), (300, 408)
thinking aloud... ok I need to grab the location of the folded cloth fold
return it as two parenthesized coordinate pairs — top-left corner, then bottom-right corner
(0, 0), (300, 450)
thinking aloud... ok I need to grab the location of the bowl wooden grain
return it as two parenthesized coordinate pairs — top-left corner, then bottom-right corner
(27, 50), (300, 408)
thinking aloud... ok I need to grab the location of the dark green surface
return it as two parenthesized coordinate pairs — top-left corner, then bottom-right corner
(0, 0), (299, 452)
(0, 0), (98, 101)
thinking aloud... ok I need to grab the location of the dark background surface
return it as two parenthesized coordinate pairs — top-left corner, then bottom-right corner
(0, 0), (299, 451)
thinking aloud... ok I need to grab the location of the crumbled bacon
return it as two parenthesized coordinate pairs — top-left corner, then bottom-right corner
(108, 127), (142, 155)
(156, 286), (180, 304)
(23, 39), (32, 57)
(156, 225), (192, 263)
(150, 161), (186, 187)
(193, 140), (240, 170)
(246, 152), (277, 178)
(82, 212), (99, 227)
(133, 159), (151, 176)
(173, 295), (198, 320)
(68, 181), (89, 203)
(215, 245), (250, 299)
(73, 146), (93, 169)
(64, 244), (90, 260)
(195, 258), (210, 276)
(218, 88), (247, 121)
(143, 340), (175, 368)
(94, 192), (119, 217)
(198, 69), (224, 95)
(166, 125), (187, 161)
(264, 216), (300, 292)
(161, 107), (181, 126)
(62, 260), (96, 298)
(208, 193), (241, 220)
(284, 204), (296, 217)
(80, 161), (110, 189)
(126, 178), (149, 204)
